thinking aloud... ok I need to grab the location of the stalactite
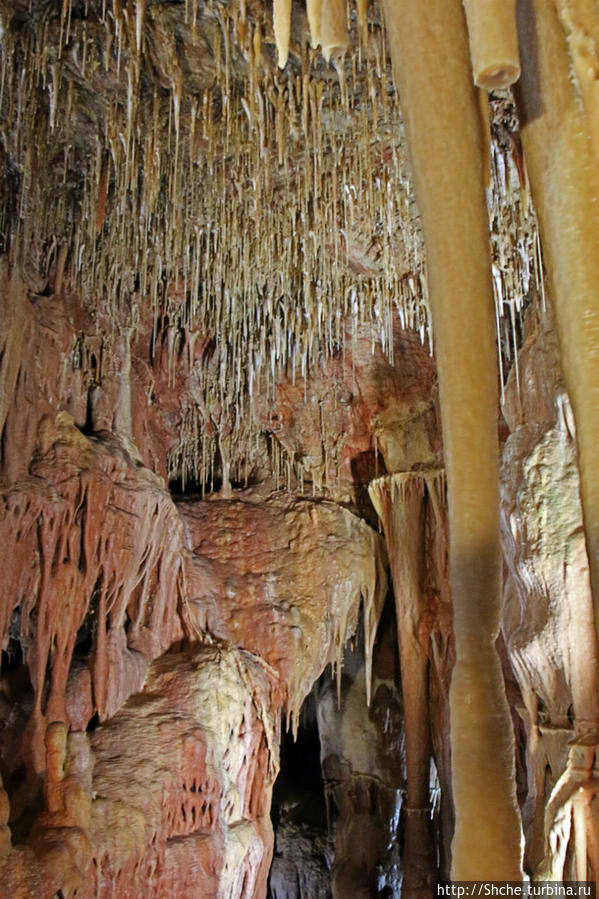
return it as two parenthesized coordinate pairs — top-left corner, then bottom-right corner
(1, 410), (191, 771)
(357, 0), (368, 49)
(307, 0), (323, 49)
(319, 0), (348, 62)
(273, 0), (292, 68)
(552, 0), (599, 166)
(382, 0), (522, 879)
(462, 0), (521, 89)
(0, 265), (28, 457)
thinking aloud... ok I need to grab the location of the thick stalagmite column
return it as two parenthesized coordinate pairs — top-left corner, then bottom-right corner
(369, 473), (435, 891)
(515, 0), (599, 721)
(382, 0), (522, 879)
(369, 474), (430, 811)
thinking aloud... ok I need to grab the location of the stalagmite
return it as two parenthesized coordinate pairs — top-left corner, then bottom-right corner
(369, 472), (434, 890)
(515, 0), (599, 717)
(462, 0), (521, 89)
(369, 474), (428, 809)
(273, 0), (291, 69)
(382, 0), (522, 878)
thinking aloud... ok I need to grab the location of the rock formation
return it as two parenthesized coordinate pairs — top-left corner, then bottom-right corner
(0, 0), (598, 895)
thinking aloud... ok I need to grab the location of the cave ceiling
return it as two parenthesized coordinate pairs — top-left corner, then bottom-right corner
(0, 0), (538, 498)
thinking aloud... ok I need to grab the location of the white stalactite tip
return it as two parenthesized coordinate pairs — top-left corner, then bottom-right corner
(462, 0), (521, 89)
(273, 0), (291, 68)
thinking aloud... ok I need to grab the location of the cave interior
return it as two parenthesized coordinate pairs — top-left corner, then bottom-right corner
(1, 0), (599, 895)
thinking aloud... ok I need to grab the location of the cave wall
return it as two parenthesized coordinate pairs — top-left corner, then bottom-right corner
(0, 262), (426, 897)
(501, 311), (599, 879)
(1, 245), (593, 896)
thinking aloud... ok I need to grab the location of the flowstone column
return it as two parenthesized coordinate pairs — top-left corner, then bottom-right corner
(381, 0), (523, 878)
(369, 472), (436, 894)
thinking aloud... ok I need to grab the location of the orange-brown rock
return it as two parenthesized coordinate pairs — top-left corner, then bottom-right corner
(180, 491), (387, 726)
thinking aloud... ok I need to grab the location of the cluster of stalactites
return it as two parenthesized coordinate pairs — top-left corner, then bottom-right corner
(275, 0), (352, 68)
(0, 0), (538, 492)
(0, 411), (190, 771)
(487, 96), (544, 404)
